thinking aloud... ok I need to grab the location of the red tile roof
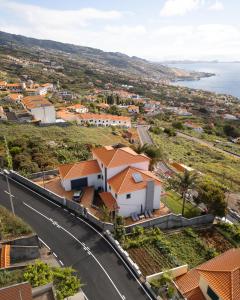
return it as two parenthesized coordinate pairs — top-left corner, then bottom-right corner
(108, 166), (162, 194)
(78, 113), (130, 122)
(92, 146), (149, 168)
(22, 96), (52, 109)
(175, 248), (240, 300)
(99, 192), (118, 211)
(0, 282), (32, 300)
(59, 160), (101, 180)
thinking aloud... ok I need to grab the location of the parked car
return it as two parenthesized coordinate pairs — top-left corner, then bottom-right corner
(72, 190), (83, 202)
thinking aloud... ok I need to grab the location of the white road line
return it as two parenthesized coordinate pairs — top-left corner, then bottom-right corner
(8, 177), (61, 208)
(23, 202), (125, 300)
(4, 190), (15, 197)
(53, 252), (58, 258)
(70, 212), (74, 216)
(59, 260), (64, 266)
(38, 237), (50, 250)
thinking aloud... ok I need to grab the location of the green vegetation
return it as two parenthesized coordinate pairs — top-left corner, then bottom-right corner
(150, 272), (177, 299)
(216, 222), (240, 247)
(161, 190), (201, 218)
(0, 205), (33, 240)
(151, 132), (240, 192)
(0, 269), (24, 288)
(0, 123), (128, 175)
(24, 260), (81, 300)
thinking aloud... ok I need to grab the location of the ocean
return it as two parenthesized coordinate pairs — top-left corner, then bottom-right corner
(166, 62), (240, 99)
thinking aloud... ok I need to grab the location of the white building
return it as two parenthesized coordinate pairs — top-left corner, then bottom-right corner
(59, 146), (162, 217)
(77, 113), (131, 128)
(21, 96), (56, 124)
(67, 104), (89, 114)
(0, 106), (7, 120)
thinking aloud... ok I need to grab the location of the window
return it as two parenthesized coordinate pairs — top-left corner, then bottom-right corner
(97, 174), (101, 179)
(207, 287), (219, 300)
(109, 185), (111, 191)
(115, 193), (117, 199)
(101, 163), (103, 168)
(126, 194), (131, 199)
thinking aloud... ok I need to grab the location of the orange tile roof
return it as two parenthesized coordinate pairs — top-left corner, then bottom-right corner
(0, 282), (32, 300)
(22, 96), (52, 110)
(59, 160), (101, 180)
(99, 192), (118, 211)
(66, 104), (87, 110)
(175, 249), (240, 300)
(0, 81), (7, 86)
(6, 83), (22, 87)
(92, 146), (150, 168)
(78, 113), (131, 122)
(57, 110), (78, 121)
(108, 166), (162, 194)
(97, 103), (110, 109)
(8, 93), (23, 101)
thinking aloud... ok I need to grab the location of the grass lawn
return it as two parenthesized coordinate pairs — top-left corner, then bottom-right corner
(162, 190), (201, 218)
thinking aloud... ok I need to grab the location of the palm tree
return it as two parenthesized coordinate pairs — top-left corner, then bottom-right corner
(175, 170), (198, 216)
(132, 143), (150, 154)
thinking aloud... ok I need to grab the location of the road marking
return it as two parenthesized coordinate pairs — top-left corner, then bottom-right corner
(8, 176), (61, 208)
(59, 260), (64, 266)
(9, 178), (153, 299)
(23, 202), (126, 300)
(53, 252), (58, 258)
(4, 190), (15, 197)
(38, 237), (50, 250)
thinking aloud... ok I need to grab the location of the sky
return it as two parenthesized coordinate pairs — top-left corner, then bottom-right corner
(0, 0), (239, 61)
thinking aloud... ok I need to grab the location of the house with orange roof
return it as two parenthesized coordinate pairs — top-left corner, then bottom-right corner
(184, 121), (203, 133)
(77, 113), (131, 128)
(56, 109), (78, 122)
(175, 248), (240, 300)
(0, 81), (7, 90)
(128, 105), (139, 114)
(22, 96), (56, 124)
(6, 82), (26, 93)
(59, 145), (162, 217)
(6, 93), (23, 103)
(66, 104), (89, 114)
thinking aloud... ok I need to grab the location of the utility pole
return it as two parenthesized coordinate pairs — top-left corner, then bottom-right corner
(4, 170), (15, 215)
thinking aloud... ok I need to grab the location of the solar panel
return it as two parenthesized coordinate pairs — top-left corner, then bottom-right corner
(132, 173), (143, 183)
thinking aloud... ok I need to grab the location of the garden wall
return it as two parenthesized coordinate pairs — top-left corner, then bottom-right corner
(125, 213), (214, 233)
(146, 265), (188, 282)
(9, 171), (114, 232)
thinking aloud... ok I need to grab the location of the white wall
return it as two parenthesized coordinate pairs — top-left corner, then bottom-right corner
(199, 276), (222, 300)
(31, 106), (56, 123)
(61, 172), (103, 191)
(109, 184), (161, 217)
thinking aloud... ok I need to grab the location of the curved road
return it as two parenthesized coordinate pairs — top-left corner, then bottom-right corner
(0, 175), (152, 300)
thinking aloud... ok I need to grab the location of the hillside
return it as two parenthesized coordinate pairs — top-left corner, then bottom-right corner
(0, 31), (211, 82)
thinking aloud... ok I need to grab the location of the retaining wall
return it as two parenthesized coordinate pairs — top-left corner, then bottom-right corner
(125, 213), (214, 233)
(146, 265), (188, 282)
(10, 246), (40, 263)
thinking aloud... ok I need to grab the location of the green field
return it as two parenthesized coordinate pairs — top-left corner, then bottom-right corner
(151, 132), (240, 192)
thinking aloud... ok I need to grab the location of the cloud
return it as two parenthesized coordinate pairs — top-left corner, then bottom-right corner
(0, 1), (123, 29)
(208, 0), (224, 11)
(160, 0), (203, 17)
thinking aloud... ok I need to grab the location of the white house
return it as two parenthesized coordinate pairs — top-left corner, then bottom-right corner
(77, 113), (131, 128)
(128, 105), (139, 114)
(59, 146), (162, 217)
(67, 104), (89, 114)
(6, 83), (26, 93)
(21, 96), (56, 124)
(0, 81), (7, 90)
(0, 106), (7, 120)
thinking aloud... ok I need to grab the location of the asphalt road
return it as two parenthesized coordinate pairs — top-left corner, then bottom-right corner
(0, 174), (152, 300)
(137, 126), (153, 145)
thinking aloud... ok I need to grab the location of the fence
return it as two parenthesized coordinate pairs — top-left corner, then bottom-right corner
(10, 171), (114, 232)
(125, 213), (214, 233)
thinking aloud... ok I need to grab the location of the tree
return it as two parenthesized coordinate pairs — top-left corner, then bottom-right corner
(174, 170), (198, 216)
(23, 260), (53, 287)
(197, 179), (227, 217)
(114, 216), (126, 241)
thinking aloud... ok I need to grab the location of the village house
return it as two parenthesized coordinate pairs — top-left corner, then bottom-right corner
(6, 83), (26, 93)
(184, 121), (204, 133)
(175, 248), (240, 300)
(67, 104), (89, 114)
(128, 105), (139, 114)
(56, 109), (78, 122)
(96, 103), (110, 111)
(58, 145), (162, 217)
(5, 93), (23, 104)
(0, 106), (7, 120)
(77, 113), (131, 128)
(21, 96), (56, 124)
(0, 81), (7, 90)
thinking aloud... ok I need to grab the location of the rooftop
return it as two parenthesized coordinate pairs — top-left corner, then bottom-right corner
(108, 166), (162, 194)
(92, 146), (150, 168)
(22, 96), (52, 110)
(0, 282), (32, 300)
(59, 159), (101, 180)
(78, 113), (130, 122)
(99, 192), (118, 211)
(175, 248), (240, 300)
